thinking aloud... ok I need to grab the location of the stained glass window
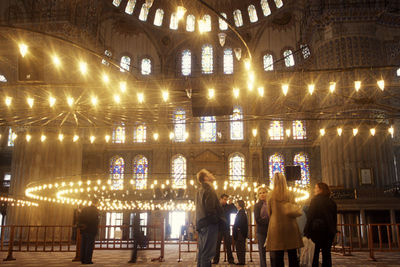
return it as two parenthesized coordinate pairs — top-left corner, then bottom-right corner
(125, 0), (136, 14)
(182, 50), (191, 76)
(170, 13), (178, 30)
(229, 153), (245, 185)
(186, 15), (195, 32)
(274, 0), (283, 8)
(294, 153), (310, 185)
(172, 155), (186, 188)
(224, 48), (234, 74)
(113, 0), (122, 7)
(233, 10), (243, 27)
(0, 74), (7, 82)
(110, 156), (124, 190)
(153, 9), (164, 26)
(203, 15), (212, 32)
(269, 121), (284, 140)
(120, 56), (130, 72)
(141, 58), (151, 75)
(7, 128), (14, 147)
(134, 124), (146, 143)
(200, 116), (216, 142)
(219, 13), (228, 30)
(263, 54), (273, 71)
(301, 44), (311, 59)
(293, 120), (306, 140)
(283, 49), (295, 67)
(230, 106), (243, 140)
(201, 44), (213, 74)
(248, 5), (258, 23)
(112, 124), (126, 143)
(139, 3), (149, 21)
(133, 155), (148, 189)
(260, 0), (271, 16)
(269, 153), (284, 183)
(174, 108), (186, 142)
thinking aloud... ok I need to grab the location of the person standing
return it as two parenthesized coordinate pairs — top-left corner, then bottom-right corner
(233, 200), (248, 265)
(213, 193), (236, 264)
(265, 173), (303, 267)
(128, 212), (144, 263)
(304, 182), (337, 267)
(196, 169), (225, 267)
(78, 199), (99, 265)
(254, 186), (269, 267)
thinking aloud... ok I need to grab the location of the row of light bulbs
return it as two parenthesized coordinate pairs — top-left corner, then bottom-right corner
(319, 126), (394, 137)
(0, 196), (39, 207)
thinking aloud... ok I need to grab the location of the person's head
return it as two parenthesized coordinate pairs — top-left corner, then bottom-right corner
(197, 169), (215, 184)
(315, 182), (331, 197)
(237, 200), (245, 210)
(257, 186), (267, 201)
(220, 194), (229, 205)
(270, 172), (290, 201)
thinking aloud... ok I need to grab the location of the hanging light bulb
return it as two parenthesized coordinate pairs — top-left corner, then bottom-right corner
(169, 132), (175, 140)
(105, 135), (110, 143)
(91, 96), (98, 106)
(353, 128), (358, 136)
(67, 97), (74, 107)
(233, 88), (240, 99)
(282, 84), (289, 96)
(5, 96), (12, 107)
(286, 129), (291, 137)
(354, 81), (361, 92)
(329, 82), (336, 93)
(244, 58), (252, 71)
(320, 129), (326, 136)
(153, 133), (159, 141)
(308, 84), (315, 95)
(26, 134), (31, 142)
(176, 6), (187, 20)
(27, 97), (34, 108)
(162, 91), (169, 102)
(208, 88), (215, 99)
(79, 61), (88, 75)
(19, 43), (28, 57)
(377, 80), (385, 91)
(114, 94), (120, 104)
(218, 33), (227, 47)
(49, 96), (56, 107)
(119, 81), (127, 93)
(252, 129), (258, 137)
(102, 74), (110, 84)
(73, 135), (79, 142)
(389, 126), (394, 138)
(247, 82), (254, 91)
(370, 128), (376, 136)
(234, 48), (242, 60)
(40, 135), (46, 142)
(257, 86), (264, 97)
(90, 136), (95, 143)
(137, 92), (144, 103)
(337, 128), (342, 136)
(58, 134), (64, 141)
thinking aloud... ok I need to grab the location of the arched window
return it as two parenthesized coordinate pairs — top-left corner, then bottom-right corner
(263, 54), (273, 71)
(170, 13), (178, 30)
(186, 14), (195, 32)
(269, 121), (284, 140)
(110, 156), (124, 190)
(200, 116), (216, 142)
(248, 5), (258, 23)
(120, 56), (131, 72)
(203, 15), (212, 32)
(112, 124), (126, 143)
(7, 128), (14, 147)
(230, 106), (243, 140)
(182, 50), (191, 76)
(201, 44), (213, 74)
(301, 44), (311, 59)
(274, 0), (283, 8)
(141, 58), (151, 75)
(260, 0), (271, 16)
(219, 13), (228, 30)
(0, 74), (7, 82)
(269, 153), (284, 183)
(293, 120), (306, 140)
(283, 49), (295, 67)
(294, 153), (310, 185)
(153, 9), (164, 26)
(233, 10), (243, 27)
(224, 48), (234, 74)
(139, 3), (150, 21)
(174, 108), (186, 142)
(113, 0), (122, 7)
(133, 155), (148, 189)
(125, 0), (136, 14)
(171, 155), (187, 188)
(134, 124), (146, 143)
(229, 153), (245, 184)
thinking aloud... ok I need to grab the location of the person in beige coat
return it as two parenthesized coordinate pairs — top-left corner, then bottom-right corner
(265, 173), (303, 267)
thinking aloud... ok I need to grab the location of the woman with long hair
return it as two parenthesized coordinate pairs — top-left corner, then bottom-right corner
(254, 186), (269, 267)
(265, 173), (303, 267)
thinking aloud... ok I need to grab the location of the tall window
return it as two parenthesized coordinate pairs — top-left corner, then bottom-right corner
(7, 128), (14, 147)
(301, 44), (311, 59)
(248, 5), (258, 23)
(3, 173), (11, 188)
(269, 153), (284, 183)
(274, 0), (283, 8)
(106, 212), (123, 239)
(120, 56), (131, 72)
(260, 0), (271, 16)
(263, 54), (274, 71)
(181, 50), (191, 76)
(269, 121), (284, 140)
(200, 116), (217, 142)
(171, 155), (187, 188)
(134, 124), (146, 143)
(186, 14), (195, 32)
(219, 13), (228, 30)
(283, 49), (295, 67)
(397, 68), (400, 77)
(229, 153), (245, 184)
(174, 108), (186, 142)
(139, 3), (150, 21)
(133, 155), (148, 189)
(233, 10), (243, 27)
(230, 106), (243, 140)
(201, 44), (213, 74)
(170, 13), (178, 30)
(141, 58), (151, 75)
(125, 0), (136, 14)
(113, 0), (122, 7)
(294, 153), (310, 185)
(224, 48), (234, 74)
(203, 15), (211, 32)
(293, 120), (306, 140)
(112, 124), (126, 143)
(110, 156), (124, 190)
(153, 9), (164, 26)
(130, 213), (148, 238)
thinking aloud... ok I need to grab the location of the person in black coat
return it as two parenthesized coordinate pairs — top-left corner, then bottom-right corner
(78, 199), (99, 265)
(254, 186), (269, 267)
(233, 200), (248, 265)
(304, 182), (337, 267)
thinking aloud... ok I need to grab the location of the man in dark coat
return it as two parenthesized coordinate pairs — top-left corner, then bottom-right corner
(78, 199), (99, 264)
(233, 200), (248, 265)
(129, 212), (144, 263)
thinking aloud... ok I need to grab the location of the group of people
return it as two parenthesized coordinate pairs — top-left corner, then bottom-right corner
(196, 169), (337, 267)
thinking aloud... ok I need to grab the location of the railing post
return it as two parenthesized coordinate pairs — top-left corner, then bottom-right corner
(160, 220), (165, 261)
(3, 225), (16, 261)
(72, 228), (81, 262)
(249, 224), (253, 262)
(178, 229), (182, 262)
(367, 224), (376, 261)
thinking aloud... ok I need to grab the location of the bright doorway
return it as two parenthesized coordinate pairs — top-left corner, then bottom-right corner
(168, 211), (186, 239)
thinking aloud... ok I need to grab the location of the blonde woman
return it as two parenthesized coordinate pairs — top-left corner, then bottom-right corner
(254, 186), (269, 267)
(265, 173), (303, 267)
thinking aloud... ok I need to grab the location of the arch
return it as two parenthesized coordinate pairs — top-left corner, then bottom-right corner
(110, 156), (125, 190)
(171, 154), (187, 188)
(294, 153), (310, 185)
(269, 153), (284, 183)
(133, 155), (148, 189)
(229, 153), (245, 184)
(230, 106), (243, 140)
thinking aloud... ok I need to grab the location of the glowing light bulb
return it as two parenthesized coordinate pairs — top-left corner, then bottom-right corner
(118, 81), (126, 93)
(137, 93), (144, 103)
(114, 94), (120, 104)
(329, 82), (336, 93)
(308, 84), (315, 95)
(282, 84), (289, 96)
(389, 126), (394, 138)
(247, 82), (254, 91)
(26, 134), (31, 142)
(79, 62), (88, 75)
(102, 74), (109, 83)
(40, 135), (46, 142)
(169, 132), (174, 140)
(67, 97), (74, 107)
(354, 81), (361, 92)
(257, 87), (264, 97)
(153, 133), (159, 141)
(27, 97), (34, 108)
(105, 135), (110, 143)
(249, 72), (255, 83)
(176, 6), (187, 20)
(233, 88), (240, 98)
(208, 88), (215, 99)
(370, 128), (376, 136)
(337, 128), (342, 136)
(353, 128), (358, 136)
(73, 135), (79, 142)
(252, 128), (257, 137)
(5, 96), (12, 107)
(162, 91), (169, 102)
(58, 134), (64, 141)
(377, 80), (385, 91)
(244, 59), (251, 71)
(91, 96), (98, 106)
(19, 43), (28, 57)
(320, 129), (325, 136)
(184, 132), (189, 139)
(49, 96), (56, 107)
(52, 55), (61, 67)
(286, 129), (291, 137)
(90, 136), (95, 143)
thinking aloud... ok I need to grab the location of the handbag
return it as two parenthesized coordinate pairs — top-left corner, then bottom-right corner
(300, 237), (315, 267)
(283, 201), (302, 218)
